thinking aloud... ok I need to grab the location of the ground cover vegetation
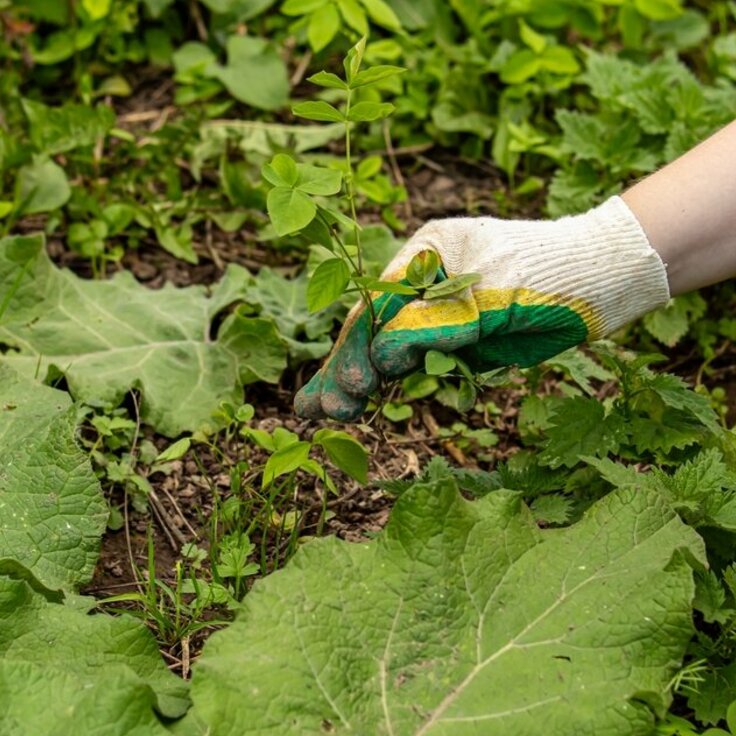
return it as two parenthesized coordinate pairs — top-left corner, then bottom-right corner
(2, 0), (736, 733)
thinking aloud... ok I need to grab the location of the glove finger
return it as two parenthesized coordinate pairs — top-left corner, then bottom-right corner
(294, 371), (326, 420)
(319, 356), (368, 421)
(371, 296), (480, 377)
(334, 290), (415, 395)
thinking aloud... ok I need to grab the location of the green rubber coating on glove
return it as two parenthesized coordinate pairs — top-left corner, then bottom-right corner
(294, 372), (326, 420)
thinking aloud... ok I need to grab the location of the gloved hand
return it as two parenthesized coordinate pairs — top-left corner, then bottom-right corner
(295, 196), (670, 421)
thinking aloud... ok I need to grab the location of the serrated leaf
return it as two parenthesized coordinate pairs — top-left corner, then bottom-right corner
(0, 235), (287, 437)
(646, 373), (720, 432)
(545, 347), (614, 395)
(307, 258), (351, 313)
(293, 100), (345, 123)
(530, 494), (573, 525)
(643, 293), (707, 347)
(0, 365), (107, 592)
(0, 577), (189, 732)
(267, 187), (316, 235)
(191, 482), (703, 734)
(346, 101), (394, 121)
(423, 272), (482, 300)
(313, 429), (368, 483)
(540, 397), (625, 468)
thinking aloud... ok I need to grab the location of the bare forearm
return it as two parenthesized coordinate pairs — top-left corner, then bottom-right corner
(622, 120), (736, 296)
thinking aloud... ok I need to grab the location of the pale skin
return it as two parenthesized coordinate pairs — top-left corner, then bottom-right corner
(622, 119), (736, 296)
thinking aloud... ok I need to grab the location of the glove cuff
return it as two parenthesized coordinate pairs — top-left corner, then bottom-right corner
(552, 196), (671, 339)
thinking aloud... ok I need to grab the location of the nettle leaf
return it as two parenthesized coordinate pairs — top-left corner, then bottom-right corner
(22, 99), (115, 155)
(540, 397), (625, 468)
(0, 235), (287, 437)
(643, 292), (707, 347)
(266, 187), (316, 236)
(191, 482), (703, 735)
(0, 577), (189, 733)
(313, 428), (368, 483)
(293, 100), (345, 123)
(0, 365), (107, 592)
(307, 258), (350, 312)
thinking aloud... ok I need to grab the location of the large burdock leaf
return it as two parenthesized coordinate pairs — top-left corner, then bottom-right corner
(0, 364), (106, 591)
(0, 577), (189, 734)
(0, 234), (287, 436)
(190, 482), (704, 736)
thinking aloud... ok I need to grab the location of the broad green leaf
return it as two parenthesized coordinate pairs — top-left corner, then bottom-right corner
(353, 277), (417, 296)
(313, 428), (368, 483)
(346, 101), (394, 121)
(191, 482), (704, 734)
(425, 349), (456, 375)
(15, 156), (70, 215)
(307, 70), (348, 89)
(350, 64), (405, 88)
(634, 0), (682, 21)
(406, 249), (440, 288)
(295, 162), (343, 195)
(540, 396), (625, 468)
(519, 19), (546, 53)
(293, 100), (346, 123)
(81, 0), (111, 19)
(307, 258), (350, 312)
(0, 365), (106, 592)
(22, 99), (115, 155)
(423, 273), (482, 300)
(540, 45), (580, 75)
(211, 35), (288, 110)
(646, 373), (720, 433)
(0, 577), (189, 733)
(262, 441), (311, 488)
(0, 235), (287, 437)
(308, 2), (340, 51)
(381, 401), (413, 422)
(266, 187), (316, 235)
(262, 153), (299, 187)
(156, 437), (191, 462)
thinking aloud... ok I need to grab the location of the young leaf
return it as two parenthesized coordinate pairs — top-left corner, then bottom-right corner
(262, 441), (311, 488)
(337, 0), (368, 33)
(382, 402), (413, 422)
(423, 272), (481, 300)
(360, 0), (401, 29)
(266, 187), (316, 236)
(425, 350), (456, 376)
(282, 0), (326, 14)
(343, 36), (367, 82)
(307, 258), (351, 312)
(307, 70), (348, 89)
(261, 153), (298, 187)
(406, 249), (440, 288)
(313, 429), (368, 483)
(293, 100), (345, 123)
(353, 277), (417, 295)
(350, 64), (406, 88)
(347, 101), (395, 122)
(15, 156), (71, 216)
